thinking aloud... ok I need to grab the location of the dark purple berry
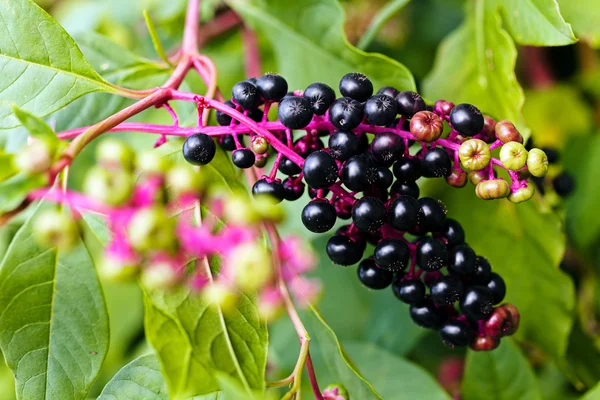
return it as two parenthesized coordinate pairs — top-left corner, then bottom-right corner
(256, 73), (288, 101)
(278, 96), (314, 129)
(393, 279), (426, 304)
(440, 320), (474, 348)
(364, 95), (399, 126)
(282, 178), (305, 201)
(326, 235), (364, 266)
(232, 81), (260, 110)
(301, 200), (337, 233)
(417, 197), (447, 232)
(390, 181), (420, 199)
(303, 150), (338, 189)
(373, 239), (410, 271)
(449, 103), (484, 136)
(352, 197), (386, 232)
(375, 166), (394, 190)
(448, 244), (477, 276)
(357, 258), (393, 289)
(460, 286), (494, 320)
(487, 272), (506, 304)
(421, 148), (451, 177)
(232, 148), (255, 169)
(388, 195), (419, 231)
(441, 218), (465, 248)
(395, 91), (426, 117)
(341, 154), (378, 192)
(430, 276), (464, 305)
(553, 172), (575, 197)
(278, 157), (302, 176)
(308, 187), (330, 199)
(182, 133), (216, 165)
(377, 86), (400, 99)
(329, 130), (361, 161)
(370, 132), (405, 166)
(416, 237), (448, 271)
(216, 100), (235, 126)
(339, 72), (373, 102)
(219, 134), (240, 151)
(252, 179), (285, 203)
(410, 299), (445, 329)
(473, 256), (492, 284)
(393, 158), (422, 183)
(329, 97), (364, 130)
(304, 82), (336, 115)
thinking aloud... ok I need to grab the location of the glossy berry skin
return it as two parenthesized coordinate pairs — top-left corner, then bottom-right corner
(216, 100), (235, 126)
(303, 150), (339, 189)
(252, 179), (285, 202)
(304, 82), (336, 115)
(553, 172), (575, 197)
(377, 86), (400, 99)
(329, 130), (361, 161)
(392, 279), (426, 305)
(219, 134), (241, 151)
(370, 132), (405, 166)
(375, 166), (394, 190)
(473, 256), (492, 284)
(364, 95), (399, 126)
(390, 181), (420, 199)
(417, 197), (447, 232)
(341, 154), (378, 192)
(441, 218), (465, 248)
(460, 286), (494, 320)
(326, 235), (365, 266)
(440, 320), (474, 348)
(339, 72), (373, 102)
(182, 133), (216, 165)
(449, 103), (484, 136)
(393, 158), (422, 183)
(329, 97), (365, 130)
(278, 157), (302, 176)
(421, 148), (451, 178)
(278, 96), (314, 129)
(282, 178), (305, 201)
(430, 276), (464, 305)
(410, 299), (445, 329)
(487, 272), (506, 304)
(301, 200), (337, 233)
(232, 148), (255, 169)
(357, 259), (394, 289)
(448, 244), (477, 276)
(388, 195), (419, 231)
(374, 239), (410, 271)
(256, 73), (288, 101)
(416, 237), (448, 271)
(232, 81), (260, 110)
(395, 91), (426, 117)
(352, 197), (386, 232)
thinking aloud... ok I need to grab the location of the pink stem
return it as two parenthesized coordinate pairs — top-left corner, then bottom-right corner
(242, 25), (262, 77)
(182, 0), (200, 54)
(306, 352), (324, 400)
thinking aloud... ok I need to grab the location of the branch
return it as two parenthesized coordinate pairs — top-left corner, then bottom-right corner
(182, 0), (201, 54)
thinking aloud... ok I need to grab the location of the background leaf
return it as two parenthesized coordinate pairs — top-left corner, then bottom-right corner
(0, 0), (120, 128)
(556, 0), (600, 47)
(98, 354), (168, 400)
(462, 339), (541, 400)
(0, 201), (109, 400)
(226, 0), (415, 92)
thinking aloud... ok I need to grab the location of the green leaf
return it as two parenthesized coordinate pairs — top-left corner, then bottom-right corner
(305, 306), (382, 399)
(490, 0), (576, 45)
(556, 0), (600, 47)
(0, 173), (47, 214)
(0, 0), (120, 129)
(343, 342), (451, 400)
(143, 287), (268, 399)
(462, 339), (541, 400)
(226, 0), (415, 92)
(98, 354), (168, 400)
(561, 321), (600, 390)
(0, 152), (17, 182)
(143, 11), (172, 66)
(429, 187), (574, 359)
(357, 0), (411, 50)
(12, 106), (60, 150)
(0, 201), (109, 400)
(580, 382), (600, 400)
(423, 1), (528, 139)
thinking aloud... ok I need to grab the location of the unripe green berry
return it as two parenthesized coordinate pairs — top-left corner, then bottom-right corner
(96, 139), (135, 170)
(166, 164), (203, 196)
(98, 256), (139, 281)
(14, 141), (52, 175)
(84, 166), (134, 206)
(230, 243), (273, 291)
(32, 209), (78, 251)
(127, 207), (176, 252)
(137, 151), (171, 175)
(254, 155), (268, 168)
(475, 179), (510, 200)
(508, 181), (535, 203)
(409, 111), (443, 142)
(459, 139), (491, 171)
(469, 170), (486, 185)
(526, 148), (548, 177)
(203, 282), (238, 312)
(495, 120), (523, 144)
(500, 141), (528, 171)
(445, 168), (468, 188)
(141, 261), (180, 290)
(251, 136), (269, 154)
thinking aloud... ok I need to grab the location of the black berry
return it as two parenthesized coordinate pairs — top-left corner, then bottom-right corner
(410, 299), (445, 329)
(339, 73), (373, 102)
(375, 166), (394, 190)
(364, 95), (399, 126)
(219, 134), (242, 151)
(182, 133), (216, 165)
(390, 181), (420, 199)
(377, 86), (400, 99)
(417, 197), (447, 232)
(370, 132), (405, 166)
(351, 197), (386, 232)
(278, 96), (314, 129)
(256, 73), (288, 101)
(448, 244), (477, 276)
(252, 179), (285, 202)
(341, 154), (378, 192)
(421, 148), (451, 177)
(329, 97), (364, 130)
(473, 256), (492, 284)
(393, 279), (426, 305)
(232, 148), (255, 169)
(232, 81), (260, 110)
(388, 195), (419, 231)
(441, 218), (465, 248)
(216, 100), (235, 126)
(374, 239), (410, 271)
(303, 150), (338, 189)
(278, 157), (302, 176)
(303, 82), (336, 115)
(460, 286), (494, 320)
(416, 237), (448, 271)
(282, 178), (305, 201)
(395, 91), (426, 117)
(487, 272), (506, 304)
(430, 276), (464, 305)
(449, 103), (484, 136)
(393, 158), (422, 183)
(329, 130), (361, 161)
(357, 258), (394, 289)
(301, 200), (337, 233)
(326, 235), (365, 266)
(553, 172), (575, 197)
(439, 320), (474, 348)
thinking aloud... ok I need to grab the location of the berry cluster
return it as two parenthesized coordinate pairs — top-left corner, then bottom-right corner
(181, 72), (527, 350)
(525, 142), (575, 198)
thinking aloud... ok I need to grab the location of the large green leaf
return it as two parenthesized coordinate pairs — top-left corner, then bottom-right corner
(557, 0), (600, 47)
(97, 354), (168, 400)
(580, 382), (600, 400)
(305, 306), (382, 399)
(143, 287), (268, 399)
(0, 0), (120, 129)
(423, 1), (527, 138)
(462, 339), (541, 400)
(343, 342), (451, 400)
(0, 201), (109, 399)
(490, 0), (575, 45)
(226, 0), (415, 92)
(0, 173), (48, 214)
(429, 187), (574, 359)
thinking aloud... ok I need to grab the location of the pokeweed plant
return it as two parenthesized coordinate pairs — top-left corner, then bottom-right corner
(0, 0), (598, 399)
